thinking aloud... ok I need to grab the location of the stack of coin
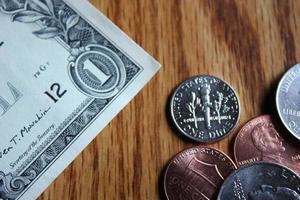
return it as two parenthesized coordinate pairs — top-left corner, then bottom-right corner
(163, 70), (300, 199)
(164, 75), (240, 199)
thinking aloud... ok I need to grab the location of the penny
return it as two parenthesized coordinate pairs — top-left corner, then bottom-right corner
(234, 115), (300, 175)
(217, 162), (300, 200)
(276, 63), (300, 141)
(170, 75), (240, 143)
(164, 146), (236, 200)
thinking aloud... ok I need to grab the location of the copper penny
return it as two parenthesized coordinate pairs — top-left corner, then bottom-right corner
(163, 146), (236, 200)
(234, 115), (300, 175)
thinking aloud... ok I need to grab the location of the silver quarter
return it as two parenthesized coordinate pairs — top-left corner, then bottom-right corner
(276, 63), (300, 141)
(170, 75), (240, 143)
(217, 162), (300, 200)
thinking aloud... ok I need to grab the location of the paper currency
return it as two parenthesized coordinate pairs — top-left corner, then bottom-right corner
(0, 0), (160, 199)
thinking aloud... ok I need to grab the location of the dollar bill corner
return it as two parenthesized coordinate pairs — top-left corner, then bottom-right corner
(0, 0), (160, 199)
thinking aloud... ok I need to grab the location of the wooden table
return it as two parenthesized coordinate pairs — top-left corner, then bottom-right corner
(38, 0), (300, 199)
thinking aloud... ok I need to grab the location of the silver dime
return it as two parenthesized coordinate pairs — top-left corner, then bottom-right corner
(217, 162), (300, 200)
(277, 63), (300, 141)
(170, 75), (240, 143)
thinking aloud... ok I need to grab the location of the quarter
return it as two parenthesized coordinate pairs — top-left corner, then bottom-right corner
(276, 63), (300, 141)
(217, 162), (300, 200)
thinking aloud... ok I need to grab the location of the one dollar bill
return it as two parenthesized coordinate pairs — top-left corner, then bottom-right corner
(0, 0), (160, 199)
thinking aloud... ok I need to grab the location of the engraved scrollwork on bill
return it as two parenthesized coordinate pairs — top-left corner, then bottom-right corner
(14, 98), (92, 175)
(0, 0), (144, 199)
(0, 0), (141, 99)
(68, 45), (127, 98)
(0, 170), (36, 200)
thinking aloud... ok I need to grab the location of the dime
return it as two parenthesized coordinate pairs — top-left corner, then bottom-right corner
(277, 63), (300, 141)
(217, 162), (300, 200)
(164, 146), (236, 200)
(234, 115), (300, 175)
(170, 75), (240, 142)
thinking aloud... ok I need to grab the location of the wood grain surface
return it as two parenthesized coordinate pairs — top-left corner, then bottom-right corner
(38, 0), (300, 199)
